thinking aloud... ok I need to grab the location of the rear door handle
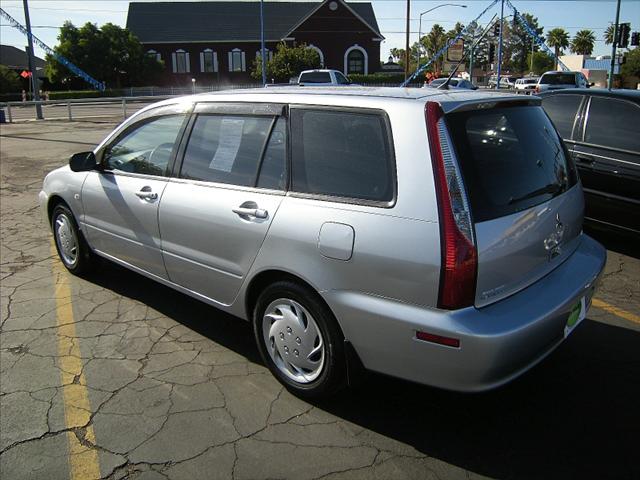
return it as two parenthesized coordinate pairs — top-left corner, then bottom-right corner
(232, 207), (268, 219)
(135, 186), (158, 200)
(575, 155), (595, 165)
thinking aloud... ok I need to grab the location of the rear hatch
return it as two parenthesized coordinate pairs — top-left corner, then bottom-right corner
(442, 100), (582, 308)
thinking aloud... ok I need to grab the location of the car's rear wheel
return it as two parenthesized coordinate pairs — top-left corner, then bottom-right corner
(51, 204), (94, 275)
(253, 281), (346, 398)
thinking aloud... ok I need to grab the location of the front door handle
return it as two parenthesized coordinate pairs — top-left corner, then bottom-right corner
(232, 207), (268, 219)
(135, 186), (158, 201)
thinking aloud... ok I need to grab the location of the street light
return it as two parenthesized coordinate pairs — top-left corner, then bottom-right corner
(191, 78), (196, 94)
(417, 4), (467, 73)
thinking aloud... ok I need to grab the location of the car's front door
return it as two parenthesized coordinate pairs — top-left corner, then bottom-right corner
(158, 103), (287, 305)
(81, 108), (188, 278)
(572, 96), (640, 233)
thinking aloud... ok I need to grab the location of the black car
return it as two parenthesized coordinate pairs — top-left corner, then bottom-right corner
(540, 89), (640, 235)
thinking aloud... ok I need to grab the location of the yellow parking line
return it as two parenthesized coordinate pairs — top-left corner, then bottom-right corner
(51, 244), (101, 480)
(592, 298), (640, 325)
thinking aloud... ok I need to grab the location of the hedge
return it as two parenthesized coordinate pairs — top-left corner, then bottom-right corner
(48, 89), (126, 100)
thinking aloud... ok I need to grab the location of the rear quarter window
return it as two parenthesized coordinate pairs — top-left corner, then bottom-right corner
(290, 109), (394, 203)
(446, 105), (577, 222)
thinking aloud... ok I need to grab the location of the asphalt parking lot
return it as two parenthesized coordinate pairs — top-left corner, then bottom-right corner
(1, 119), (639, 480)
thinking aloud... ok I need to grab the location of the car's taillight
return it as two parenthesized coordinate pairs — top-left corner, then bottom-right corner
(425, 102), (477, 310)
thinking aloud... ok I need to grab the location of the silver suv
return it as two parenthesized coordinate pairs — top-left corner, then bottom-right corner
(40, 88), (606, 398)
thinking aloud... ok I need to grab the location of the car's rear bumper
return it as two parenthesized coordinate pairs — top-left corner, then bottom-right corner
(323, 234), (606, 392)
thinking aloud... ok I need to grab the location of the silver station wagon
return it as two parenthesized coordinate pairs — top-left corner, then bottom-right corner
(40, 87), (606, 397)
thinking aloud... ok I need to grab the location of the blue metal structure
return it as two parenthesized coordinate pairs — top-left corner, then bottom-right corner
(401, 0), (499, 87)
(0, 7), (106, 91)
(402, 0), (569, 87)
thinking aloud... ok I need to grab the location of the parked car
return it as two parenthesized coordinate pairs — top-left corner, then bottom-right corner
(536, 71), (592, 93)
(424, 78), (478, 90)
(297, 69), (352, 86)
(514, 77), (539, 93)
(41, 87), (606, 398)
(540, 88), (640, 234)
(488, 75), (519, 89)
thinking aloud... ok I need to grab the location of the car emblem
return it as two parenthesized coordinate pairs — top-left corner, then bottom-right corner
(544, 213), (564, 260)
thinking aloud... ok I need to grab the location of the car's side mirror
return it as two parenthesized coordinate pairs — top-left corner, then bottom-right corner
(69, 151), (97, 172)
(588, 82), (594, 88)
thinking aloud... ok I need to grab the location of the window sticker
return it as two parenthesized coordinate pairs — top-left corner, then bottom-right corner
(209, 118), (244, 172)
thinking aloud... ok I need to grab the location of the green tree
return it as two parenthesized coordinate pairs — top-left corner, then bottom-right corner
(421, 24), (448, 72)
(0, 65), (21, 93)
(509, 13), (544, 74)
(621, 47), (640, 78)
(462, 21), (490, 71)
(526, 51), (555, 75)
(46, 21), (163, 89)
(252, 43), (321, 83)
(570, 29), (596, 55)
(546, 27), (570, 68)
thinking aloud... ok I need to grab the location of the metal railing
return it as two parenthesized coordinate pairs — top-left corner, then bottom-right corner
(0, 84), (263, 123)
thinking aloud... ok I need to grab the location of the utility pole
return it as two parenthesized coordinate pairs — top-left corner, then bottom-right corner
(496, 0), (504, 89)
(260, 0), (266, 86)
(608, 0), (621, 89)
(404, 0), (411, 81)
(23, 0), (42, 119)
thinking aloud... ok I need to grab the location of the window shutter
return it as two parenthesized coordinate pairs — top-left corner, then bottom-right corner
(185, 52), (190, 73)
(171, 52), (177, 73)
(213, 52), (218, 72)
(228, 52), (233, 72)
(241, 52), (246, 72)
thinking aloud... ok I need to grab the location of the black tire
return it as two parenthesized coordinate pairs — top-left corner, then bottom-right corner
(253, 280), (346, 398)
(51, 203), (94, 275)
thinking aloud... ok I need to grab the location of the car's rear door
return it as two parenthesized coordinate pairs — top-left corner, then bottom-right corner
(81, 105), (189, 278)
(158, 102), (287, 305)
(444, 101), (583, 307)
(571, 95), (640, 233)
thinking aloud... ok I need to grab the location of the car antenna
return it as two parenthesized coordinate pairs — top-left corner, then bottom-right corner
(438, 14), (497, 90)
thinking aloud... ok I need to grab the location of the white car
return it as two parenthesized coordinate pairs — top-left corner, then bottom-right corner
(297, 69), (352, 86)
(514, 77), (540, 94)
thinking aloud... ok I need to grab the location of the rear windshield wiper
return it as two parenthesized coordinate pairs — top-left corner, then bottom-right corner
(508, 183), (564, 205)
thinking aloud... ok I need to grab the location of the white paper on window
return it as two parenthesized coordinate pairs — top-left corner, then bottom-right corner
(209, 118), (244, 172)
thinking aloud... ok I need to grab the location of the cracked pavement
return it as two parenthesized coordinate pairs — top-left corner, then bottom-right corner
(1, 120), (639, 480)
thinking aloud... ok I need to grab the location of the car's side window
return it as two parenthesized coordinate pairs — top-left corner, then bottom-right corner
(290, 108), (394, 203)
(541, 94), (584, 139)
(103, 115), (186, 176)
(585, 97), (640, 154)
(180, 114), (277, 187)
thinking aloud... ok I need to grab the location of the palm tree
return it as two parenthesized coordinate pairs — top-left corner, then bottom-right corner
(571, 29), (596, 55)
(604, 24), (616, 45)
(546, 28), (569, 69)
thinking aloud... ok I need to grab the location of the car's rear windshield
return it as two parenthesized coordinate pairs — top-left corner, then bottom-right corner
(445, 105), (577, 222)
(299, 72), (332, 83)
(540, 73), (576, 85)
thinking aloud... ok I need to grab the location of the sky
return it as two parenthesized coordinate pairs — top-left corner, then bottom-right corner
(1, 0), (638, 63)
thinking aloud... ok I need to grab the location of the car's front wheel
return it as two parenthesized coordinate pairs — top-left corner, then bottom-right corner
(51, 203), (94, 275)
(253, 281), (346, 398)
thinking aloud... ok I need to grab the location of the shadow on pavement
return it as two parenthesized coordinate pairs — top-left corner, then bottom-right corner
(585, 224), (639, 260)
(86, 261), (640, 480)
